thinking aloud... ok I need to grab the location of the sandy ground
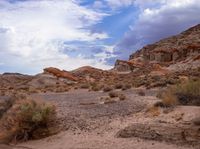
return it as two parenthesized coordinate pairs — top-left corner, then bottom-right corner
(1, 89), (198, 149)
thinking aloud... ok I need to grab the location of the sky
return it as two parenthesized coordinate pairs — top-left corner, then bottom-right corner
(0, 0), (200, 74)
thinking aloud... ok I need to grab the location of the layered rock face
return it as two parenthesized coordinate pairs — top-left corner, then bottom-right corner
(115, 24), (200, 72)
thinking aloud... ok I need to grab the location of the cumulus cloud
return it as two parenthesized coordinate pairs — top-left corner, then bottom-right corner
(116, 0), (200, 59)
(0, 0), (112, 74)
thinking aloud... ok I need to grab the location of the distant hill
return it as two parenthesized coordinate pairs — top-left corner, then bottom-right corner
(114, 24), (200, 72)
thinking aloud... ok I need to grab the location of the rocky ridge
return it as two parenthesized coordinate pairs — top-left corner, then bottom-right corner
(114, 24), (200, 72)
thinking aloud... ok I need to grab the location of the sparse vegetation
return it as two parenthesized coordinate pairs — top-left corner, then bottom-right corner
(109, 91), (118, 98)
(119, 94), (126, 101)
(157, 79), (200, 107)
(103, 86), (113, 92)
(90, 83), (103, 91)
(114, 84), (123, 89)
(0, 94), (57, 143)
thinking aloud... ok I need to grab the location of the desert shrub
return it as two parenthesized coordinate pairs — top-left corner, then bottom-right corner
(0, 94), (56, 143)
(159, 90), (178, 107)
(157, 79), (200, 106)
(122, 84), (132, 90)
(114, 84), (123, 89)
(146, 106), (160, 116)
(137, 90), (145, 96)
(103, 86), (113, 92)
(119, 94), (126, 101)
(109, 92), (118, 98)
(174, 80), (200, 106)
(90, 83), (102, 91)
(0, 97), (16, 119)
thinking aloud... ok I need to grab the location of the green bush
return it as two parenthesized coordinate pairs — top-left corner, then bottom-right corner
(0, 94), (56, 143)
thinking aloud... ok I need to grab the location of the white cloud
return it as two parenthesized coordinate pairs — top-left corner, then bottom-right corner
(0, 0), (111, 74)
(116, 0), (200, 55)
(105, 0), (134, 9)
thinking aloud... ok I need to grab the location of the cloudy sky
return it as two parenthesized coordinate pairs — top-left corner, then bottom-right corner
(0, 0), (200, 74)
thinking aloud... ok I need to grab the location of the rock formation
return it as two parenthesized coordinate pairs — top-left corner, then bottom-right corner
(43, 67), (78, 81)
(115, 24), (200, 72)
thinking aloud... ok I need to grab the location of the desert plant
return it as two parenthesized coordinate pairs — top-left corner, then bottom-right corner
(122, 84), (132, 90)
(0, 94), (56, 143)
(0, 97), (16, 119)
(119, 94), (126, 101)
(114, 84), (123, 89)
(90, 83), (102, 91)
(109, 91), (118, 98)
(159, 79), (200, 106)
(157, 90), (178, 107)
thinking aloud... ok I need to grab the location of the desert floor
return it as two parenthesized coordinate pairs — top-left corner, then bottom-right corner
(1, 89), (198, 149)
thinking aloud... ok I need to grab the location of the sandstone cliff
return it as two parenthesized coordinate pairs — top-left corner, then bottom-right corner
(115, 24), (200, 72)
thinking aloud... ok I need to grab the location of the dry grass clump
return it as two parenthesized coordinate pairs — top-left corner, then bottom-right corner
(108, 92), (126, 100)
(146, 106), (161, 117)
(174, 79), (200, 105)
(156, 79), (200, 107)
(119, 94), (126, 101)
(0, 94), (56, 143)
(156, 90), (178, 107)
(90, 83), (103, 91)
(109, 91), (118, 98)
(114, 83), (123, 89)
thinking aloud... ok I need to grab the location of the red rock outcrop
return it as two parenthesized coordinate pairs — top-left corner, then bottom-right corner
(115, 24), (200, 72)
(43, 67), (78, 81)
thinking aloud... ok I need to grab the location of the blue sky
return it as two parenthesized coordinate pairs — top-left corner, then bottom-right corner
(0, 0), (200, 74)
